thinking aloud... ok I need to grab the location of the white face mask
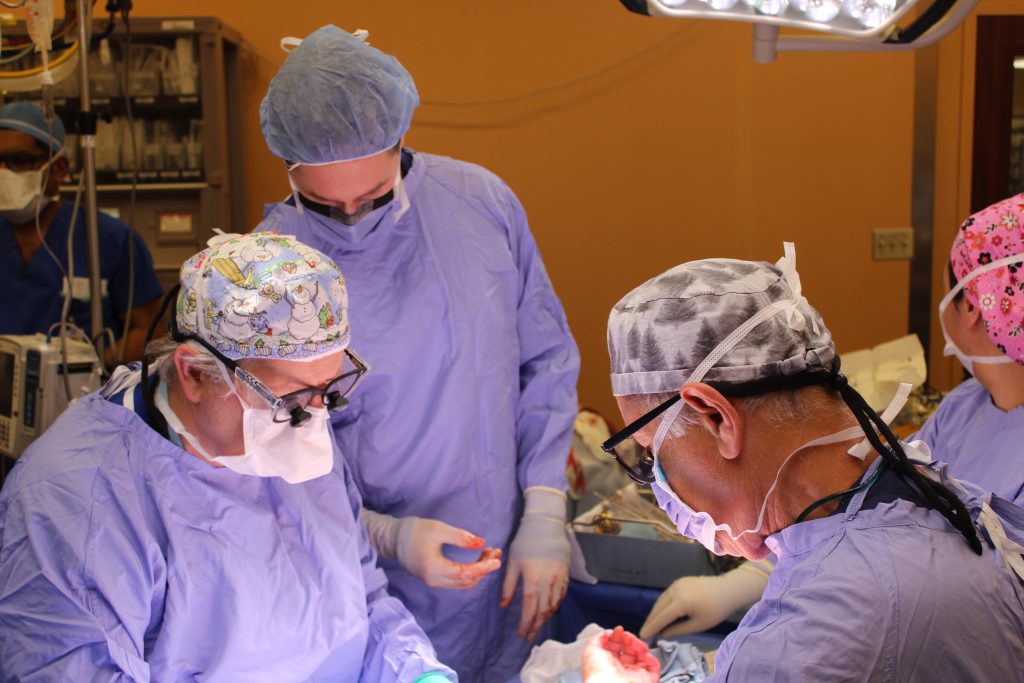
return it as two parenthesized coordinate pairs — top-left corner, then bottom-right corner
(0, 166), (52, 224)
(937, 253), (1022, 374)
(154, 367), (335, 485)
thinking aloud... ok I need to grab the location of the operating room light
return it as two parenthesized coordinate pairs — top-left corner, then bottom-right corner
(792, 0), (842, 22)
(746, 0), (790, 17)
(620, 0), (978, 62)
(705, 0), (741, 11)
(842, 0), (897, 28)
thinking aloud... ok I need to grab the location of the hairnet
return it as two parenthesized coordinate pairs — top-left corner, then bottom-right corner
(949, 193), (1024, 363)
(177, 232), (350, 361)
(0, 100), (65, 153)
(260, 25), (419, 165)
(608, 250), (835, 396)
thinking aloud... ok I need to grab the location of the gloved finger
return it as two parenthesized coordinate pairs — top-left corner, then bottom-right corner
(659, 618), (702, 639)
(605, 627), (661, 675)
(500, 561), (521, 609)
(451, 556), (503, 589)
(551, 575), (568, 609)
(431, 521), (485, 551)
(524, 575), (555, 642)
(537, 566), (565, 622)
(548, 564), (569, 613)
(517, 573), (541, 640)
(424, 556), (502, 590)
(477, 547), (503, 563)
(639, 590), (688, 639)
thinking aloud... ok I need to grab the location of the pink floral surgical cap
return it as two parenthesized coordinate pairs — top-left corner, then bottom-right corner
(949, 193), (1024, 363)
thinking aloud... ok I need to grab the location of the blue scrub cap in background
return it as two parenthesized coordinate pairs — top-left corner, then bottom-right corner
(260, 24), (419, 165)
(0, 101), (65, 153)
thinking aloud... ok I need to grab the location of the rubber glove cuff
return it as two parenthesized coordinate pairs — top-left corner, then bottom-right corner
(509, 487), (571, 562)
(362, 508), (402, 560)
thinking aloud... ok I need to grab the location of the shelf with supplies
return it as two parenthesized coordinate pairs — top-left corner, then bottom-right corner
(61, 182), (209, 193)
(2, 16), (244, 293)
(22, 95), (202, 115)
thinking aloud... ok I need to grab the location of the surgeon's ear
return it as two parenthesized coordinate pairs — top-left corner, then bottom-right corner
(679, 384), (742, 461)
(959, 299), (985, 331)
(173, 346), (207, 404)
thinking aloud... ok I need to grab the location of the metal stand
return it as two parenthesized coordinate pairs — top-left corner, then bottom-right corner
(74, 0), (102, 347)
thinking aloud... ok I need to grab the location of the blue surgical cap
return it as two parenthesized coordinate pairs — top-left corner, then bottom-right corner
(260, 25), (419, 165)
(0, 101), (65, 153)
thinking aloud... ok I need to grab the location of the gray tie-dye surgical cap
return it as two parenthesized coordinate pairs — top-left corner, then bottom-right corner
(607, 246), (835, 397)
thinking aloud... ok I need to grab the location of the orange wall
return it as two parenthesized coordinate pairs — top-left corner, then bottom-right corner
(130, 1), (920, 421)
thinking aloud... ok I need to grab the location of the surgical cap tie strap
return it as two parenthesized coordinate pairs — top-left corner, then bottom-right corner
(651, 243), (822, 454)
(686, 299), (794, 387)
(945, 251), (1024, 304)
(280, 29), (368, 54)
(776, 241), (822, 336)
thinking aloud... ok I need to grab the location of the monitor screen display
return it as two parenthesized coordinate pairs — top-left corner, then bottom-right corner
(0, 352), (13, 418)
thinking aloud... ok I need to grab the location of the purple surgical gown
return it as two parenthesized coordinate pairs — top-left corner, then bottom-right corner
(257, 149), (580, 683)
(711, 459), (1024, 681)
(0, 374), (454, 682)
(913, 378), (1024, 506)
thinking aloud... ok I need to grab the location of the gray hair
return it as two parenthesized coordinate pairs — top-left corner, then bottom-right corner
(624, 385), (844, 441)
(145, 335), (226, 389)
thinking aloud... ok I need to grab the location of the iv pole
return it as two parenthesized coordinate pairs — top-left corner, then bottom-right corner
(74, 0), (103, 350)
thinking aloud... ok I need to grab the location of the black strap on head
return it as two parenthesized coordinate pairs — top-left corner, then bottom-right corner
(139, 284), (182, 439)
(709, 357), (983, 555)
(830, 367), (982, 555)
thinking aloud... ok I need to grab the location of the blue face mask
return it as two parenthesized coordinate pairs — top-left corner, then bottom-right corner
(649, 402), (866, 555)
(636, 242), (912, 555)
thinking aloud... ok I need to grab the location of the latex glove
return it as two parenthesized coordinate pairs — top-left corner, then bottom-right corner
(640, 559), (772, 639)
(362, 509), (502, 590)
(500, 487), (571, 642)
(581, 626), (661, 683)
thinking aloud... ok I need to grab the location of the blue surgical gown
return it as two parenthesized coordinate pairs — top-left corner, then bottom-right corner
(257, 149), (580, 683)
(0, 374), (454, 682)
(0, 200), (163, 338)
(913, 378), (1024, 506)
(711, 459), (1024, 681)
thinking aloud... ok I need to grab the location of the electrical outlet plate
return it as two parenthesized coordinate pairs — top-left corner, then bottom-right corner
(872, 227), (914, 260)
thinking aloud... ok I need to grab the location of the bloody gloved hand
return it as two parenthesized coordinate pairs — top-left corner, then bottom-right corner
(363, 509), (502, 589)
(500, 487), (571, 642)
(581, 626), (661, 683)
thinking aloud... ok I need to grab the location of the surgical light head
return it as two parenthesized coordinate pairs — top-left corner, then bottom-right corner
(620, 0), (977, 62)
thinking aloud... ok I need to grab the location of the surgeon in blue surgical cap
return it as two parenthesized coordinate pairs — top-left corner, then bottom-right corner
(0, 232), (455, 683)
(257, 25), (581, 683)
(600, 243), (1024, 681)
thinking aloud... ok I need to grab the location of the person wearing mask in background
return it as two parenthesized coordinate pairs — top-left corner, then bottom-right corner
(0, 232), (455, 682)
(915, 192), (1024, 505)
(0, 101), (162, 362)
(601, 243), (1024, 680)
(258, 25), (580, 682)
(638, 196), (1024, 643)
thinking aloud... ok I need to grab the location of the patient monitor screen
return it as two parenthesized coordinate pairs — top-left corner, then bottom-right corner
(0, 352), (13, 418)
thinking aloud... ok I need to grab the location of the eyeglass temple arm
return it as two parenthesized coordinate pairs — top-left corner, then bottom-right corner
(602, 394), (681, 452)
